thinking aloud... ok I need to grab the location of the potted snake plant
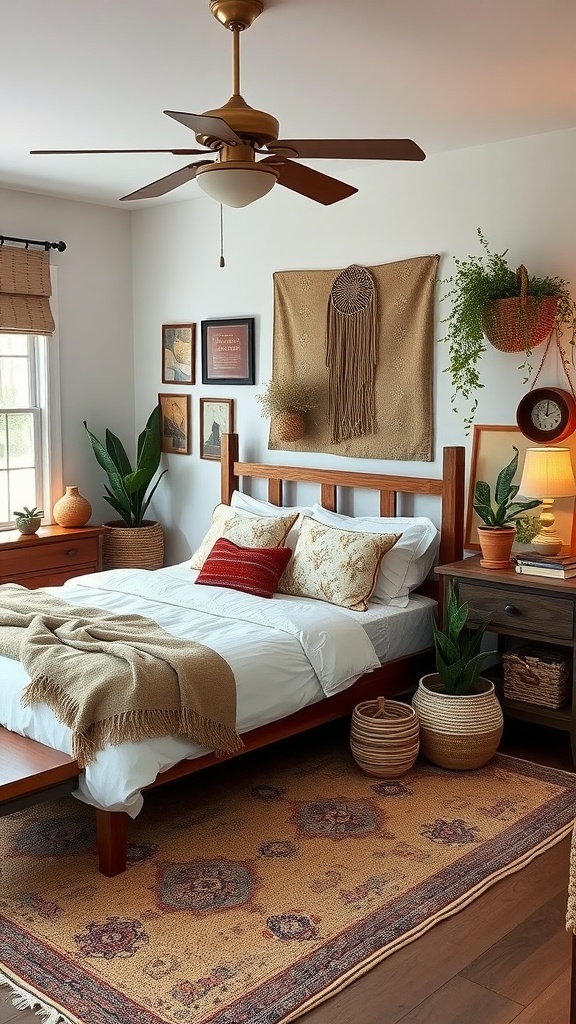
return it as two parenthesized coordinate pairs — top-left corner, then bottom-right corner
(473, 446), (540, 568)
(412, 581), (503, 770)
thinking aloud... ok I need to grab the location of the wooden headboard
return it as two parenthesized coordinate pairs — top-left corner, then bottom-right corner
(220, 433), (465, 599)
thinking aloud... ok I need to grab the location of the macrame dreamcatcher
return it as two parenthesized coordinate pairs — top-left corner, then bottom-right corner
(326, 264), (378, 444)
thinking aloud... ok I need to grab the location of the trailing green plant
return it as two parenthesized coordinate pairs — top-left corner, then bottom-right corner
(473, 446), (540, 528)
(433, 581), (492, 695)
(440, 229), (576, 432)
(84, 405), (167, 528)
(13, 505), (43, 525)
(256, 376), (314, 418)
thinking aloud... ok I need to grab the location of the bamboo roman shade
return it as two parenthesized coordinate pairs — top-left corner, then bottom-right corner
(0, 245), (55, 334)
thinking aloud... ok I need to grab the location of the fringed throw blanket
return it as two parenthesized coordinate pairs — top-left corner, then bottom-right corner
(0, 585), (242, 768)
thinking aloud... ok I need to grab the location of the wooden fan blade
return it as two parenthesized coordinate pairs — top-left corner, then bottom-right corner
(268, 139), (426, 161)
(164, 110), (242, 146)
(31, 148), (209, 155)
(120, 160), (214, 201)
(260, 157), (357, 205)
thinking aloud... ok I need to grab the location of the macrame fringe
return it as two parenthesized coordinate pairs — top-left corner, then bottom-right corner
(0, 970), (75, 1024)
(326, 264), (378, 444)
(22, 676), (243, 769)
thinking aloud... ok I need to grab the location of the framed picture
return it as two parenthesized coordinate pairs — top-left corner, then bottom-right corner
(200, 398), (234, 461)
(466, 424), (576, 552)
(201, 317), (255, 385)
(158, 393), (192, 455)
(161, 323), (195, 384)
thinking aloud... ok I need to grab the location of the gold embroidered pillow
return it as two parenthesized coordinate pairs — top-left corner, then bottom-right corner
(190, 504), (299, 570)
(279, 516), (401, 611)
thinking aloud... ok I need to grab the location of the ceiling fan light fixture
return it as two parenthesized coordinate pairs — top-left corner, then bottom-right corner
(195, 161), (278, 208)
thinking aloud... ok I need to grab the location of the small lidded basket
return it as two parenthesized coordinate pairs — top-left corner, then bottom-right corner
(350, 697), (420, 778)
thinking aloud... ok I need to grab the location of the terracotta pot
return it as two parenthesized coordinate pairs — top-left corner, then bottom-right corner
(102, 520), (164, 570)
(477, 526), (515, 569)
(53, 485), (92, 528)
(274, 411), (306, 443)
(412, 673), (503, 770)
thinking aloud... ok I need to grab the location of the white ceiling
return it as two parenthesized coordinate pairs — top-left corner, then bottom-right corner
(2, 0), (575, 209)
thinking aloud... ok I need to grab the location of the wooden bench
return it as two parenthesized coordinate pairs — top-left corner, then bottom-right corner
(0, 726), (78, 816)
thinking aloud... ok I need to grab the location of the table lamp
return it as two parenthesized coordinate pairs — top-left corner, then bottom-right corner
(518, 447), (576, 555)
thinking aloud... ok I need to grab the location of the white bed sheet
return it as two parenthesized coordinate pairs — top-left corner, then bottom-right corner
(0, 564), (435, 815)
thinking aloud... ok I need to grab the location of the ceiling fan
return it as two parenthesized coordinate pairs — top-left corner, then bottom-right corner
(31, 0), (426, 208)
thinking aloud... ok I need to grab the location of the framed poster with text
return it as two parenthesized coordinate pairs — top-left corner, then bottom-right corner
(201, 317), (255, 385)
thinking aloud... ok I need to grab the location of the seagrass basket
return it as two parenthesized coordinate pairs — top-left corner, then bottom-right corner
(482, 264), (558, 353)
(274, 411), (306, 443)
(102, 520), (164, 570)
(503, 645), (570, 709)
(350, 697), (420, 778)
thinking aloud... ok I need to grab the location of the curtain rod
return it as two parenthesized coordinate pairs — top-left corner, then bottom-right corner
(0, 233), (66, 252)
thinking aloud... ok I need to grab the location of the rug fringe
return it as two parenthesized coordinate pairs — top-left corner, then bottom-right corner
(0, 969), (78, 1024)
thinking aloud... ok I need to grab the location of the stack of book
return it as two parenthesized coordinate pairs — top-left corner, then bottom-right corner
(512, 551), (576, 579)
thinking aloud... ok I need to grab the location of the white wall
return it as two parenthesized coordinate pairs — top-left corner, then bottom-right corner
(131, 128), (576, 563)
(0, 187), (134, 523)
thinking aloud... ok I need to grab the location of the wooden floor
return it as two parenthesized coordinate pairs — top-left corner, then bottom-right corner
(0, 717), (574, 1024)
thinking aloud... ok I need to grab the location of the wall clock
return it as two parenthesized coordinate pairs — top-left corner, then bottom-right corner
(516, 387), (576, 444)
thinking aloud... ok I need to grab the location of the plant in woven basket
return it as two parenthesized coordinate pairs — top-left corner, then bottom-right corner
(84, 405), (167, 528)
(433, 581), (493, 695)
(257, 376), (314, 442)
(473, 446), (540, 528)
(440, 229), (576, 432)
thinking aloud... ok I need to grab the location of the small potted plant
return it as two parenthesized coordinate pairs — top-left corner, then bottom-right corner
(473, 446), (540, 568)
(13, 506), (44, 535)
(440, 229), (576, 432)
(83, 405), (167, 570)
(256, 376), (314, 442)
(412, 581), (503, 770)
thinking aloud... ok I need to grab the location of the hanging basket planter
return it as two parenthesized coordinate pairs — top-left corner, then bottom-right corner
(274, 410), (306, 443)
(482, 264), (558, 353)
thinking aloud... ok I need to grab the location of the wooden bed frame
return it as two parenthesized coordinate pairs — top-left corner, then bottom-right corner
(1, 434), (465, 877)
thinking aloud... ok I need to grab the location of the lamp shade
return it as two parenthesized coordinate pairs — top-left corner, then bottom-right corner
(519, 447), (576, 499)
(196, 162), (278, 208)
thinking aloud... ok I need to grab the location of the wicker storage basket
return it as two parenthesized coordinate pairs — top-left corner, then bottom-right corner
(350, 697), (420, 778)
(102, 520), (164, 570)
(482, 264), (557, 353)
(503, 645), (570, 709)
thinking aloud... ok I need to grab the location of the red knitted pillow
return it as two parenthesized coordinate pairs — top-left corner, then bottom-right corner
(194, 537), (292, 598)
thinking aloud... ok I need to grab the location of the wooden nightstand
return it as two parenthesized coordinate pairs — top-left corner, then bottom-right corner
(437, 555), (576, 765)
(0, 524), (105, 589)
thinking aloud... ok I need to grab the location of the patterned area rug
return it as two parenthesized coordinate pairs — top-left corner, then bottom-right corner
(1, 742), (575, 1024)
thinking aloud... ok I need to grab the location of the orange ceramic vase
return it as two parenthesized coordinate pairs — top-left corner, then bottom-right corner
(53, 486), (92, 528)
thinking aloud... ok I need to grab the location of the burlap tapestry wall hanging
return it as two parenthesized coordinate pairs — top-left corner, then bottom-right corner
(271, 254), (439, 461)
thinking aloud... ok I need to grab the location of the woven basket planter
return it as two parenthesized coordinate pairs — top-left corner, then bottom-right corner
(274, 411), (306, 443)
(482, 265), (558, 353)
(412, 674), (503, 771)
(350, 697), (420, 778)
(102, 520), (164, 571)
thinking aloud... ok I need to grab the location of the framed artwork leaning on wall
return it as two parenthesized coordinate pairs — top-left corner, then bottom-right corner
(161, 323), (195, 384)
(200, 398), (234, 461)
(158, 393), (192, 455)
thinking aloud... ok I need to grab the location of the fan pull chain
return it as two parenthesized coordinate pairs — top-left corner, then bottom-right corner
(219, 204), (225, 268)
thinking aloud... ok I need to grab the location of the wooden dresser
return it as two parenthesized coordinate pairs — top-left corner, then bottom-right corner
(0, 524), (105, 589)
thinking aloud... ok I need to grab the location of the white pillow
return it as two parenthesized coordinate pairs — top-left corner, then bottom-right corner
(310, 505), (439, 608)
(190, 504), (298, 570)
(231, 491), (313, 549)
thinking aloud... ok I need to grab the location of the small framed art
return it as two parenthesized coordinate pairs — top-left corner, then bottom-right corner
(200, 398), (234, 461)
(161, 323), (195, 384)
(158, 393), (192, 455)
(201, 317), (255, 385)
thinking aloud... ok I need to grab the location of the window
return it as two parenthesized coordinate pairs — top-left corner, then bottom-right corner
(0, 328), (61, 529)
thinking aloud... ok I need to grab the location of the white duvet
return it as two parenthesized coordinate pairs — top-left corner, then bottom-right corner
(0, 564), (385, 815)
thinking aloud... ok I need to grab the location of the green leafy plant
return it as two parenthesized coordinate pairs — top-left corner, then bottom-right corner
(13, 506), (43, 524)
(440, 229), (576, 432)
(256, 376), (315, 418)
(433, 581), (492, 695)
(84, 405), (167, 528)
(514, 514), (541, 545)
(473, 446), (540, 528)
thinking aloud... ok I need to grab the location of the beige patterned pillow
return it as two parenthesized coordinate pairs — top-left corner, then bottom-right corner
(279, 516), (401, 611)
(190, 504), (299, 570)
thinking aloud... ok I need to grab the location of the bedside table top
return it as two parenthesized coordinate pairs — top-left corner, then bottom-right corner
(436, 555), (576, 593)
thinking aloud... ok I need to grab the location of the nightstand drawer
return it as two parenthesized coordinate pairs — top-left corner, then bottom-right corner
(0, 537), (98, 577)
(458, 582), (573, 641)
